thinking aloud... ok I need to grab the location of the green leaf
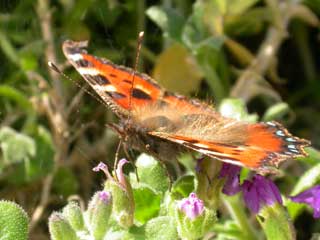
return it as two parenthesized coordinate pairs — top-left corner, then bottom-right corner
(27, 126), (55, 180)
(3, 126), (55, 185)
(52, 167), (79, 197)
(0, 31), (20, 65)
(213, 221), (246, 240)
(135, 154), (170, 194)
(133, 186), (161, 224)
(145, 216), (178, 240)
(171, 175), (195, 199)
(297, 147), (320, 166)
(0, 200), (29, 240)
(258, 204), (295, 240)
(226, 0), (260, 15)
(291, 162), (320, 195)
(0, 85), (33, 112)
(19, 52), (38, 71)
(146, 6), (185, 42)
(152, 43), (203, 94)
(225, 7), (270, 36)
(287, 162), (320, 219)
(262, 102), (290, 121)
(0, 127), (35, 172)
(194, 45), (228, 102)
(181, 2), (212, 49)
(219, 98), (258, 122)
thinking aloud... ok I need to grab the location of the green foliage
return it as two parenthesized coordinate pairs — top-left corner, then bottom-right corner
(0, 200), (29, 240)
(0, 127), (35, 172)
(1, 0), (320, 239)
(259, 204), (296, 240)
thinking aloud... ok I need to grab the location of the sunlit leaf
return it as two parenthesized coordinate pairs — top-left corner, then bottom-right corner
(145, 216), (178, 240)
(262, 102), (290, 121)
(153, 43), (203, 94)
(0, 200), (29, 240)
(0, 127), (35, 172)
(146, 6), (185, 41)
(133, 186), (161, 224)
(287, 161), (320, 219)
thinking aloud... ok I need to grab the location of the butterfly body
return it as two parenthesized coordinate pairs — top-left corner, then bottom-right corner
(63, 40), (310, 172)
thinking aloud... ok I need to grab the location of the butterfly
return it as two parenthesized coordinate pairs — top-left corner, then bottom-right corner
(62, 39), (310, 173)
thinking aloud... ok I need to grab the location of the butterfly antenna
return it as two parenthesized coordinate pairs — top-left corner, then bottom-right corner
(115, 31), (144, 181)
(48, 61), (109, 110)
(128, 31), (144, 112)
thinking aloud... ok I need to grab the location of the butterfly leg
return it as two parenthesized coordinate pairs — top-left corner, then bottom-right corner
(113, 139), (123, 180)
(123, 144), (140, 182)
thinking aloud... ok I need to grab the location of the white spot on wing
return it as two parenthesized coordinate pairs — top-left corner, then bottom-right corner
(267, 122), (276, 127)
(95, 85), (117, 92)
(134, 84), (151, 94)
(288, 144), (296, 149)
(194, 143), (210, 149)
(78, 68), (100, 75)
(69, 53), (83, 61)
(276, 130), (285, 136)
(286, 137), (296, 142)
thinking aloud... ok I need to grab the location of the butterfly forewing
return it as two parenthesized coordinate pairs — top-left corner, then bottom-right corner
(63, 40), (165, 116)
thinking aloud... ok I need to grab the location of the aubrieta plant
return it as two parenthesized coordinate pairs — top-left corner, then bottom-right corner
(42, 99), (318, 240)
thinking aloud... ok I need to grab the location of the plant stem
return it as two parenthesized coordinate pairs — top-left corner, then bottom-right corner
(223, 195), (260, 240)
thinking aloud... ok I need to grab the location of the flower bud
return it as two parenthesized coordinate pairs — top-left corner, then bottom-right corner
(175, 193), (217, 239)
(87, 191), (112, 240)
(104, 179), (134, 228)
(94, 159), (134, 228)
(242, 175), (282, 214)
(242, 175), (295, 239)
(62, 201), (85, 232)
(219, 163), (242, 196)
(48, 212), (77, 240)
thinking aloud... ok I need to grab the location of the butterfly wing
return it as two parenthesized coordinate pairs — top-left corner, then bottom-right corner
(63, 40), (167, 116)
(149, 121), (310, 170)
(63, 40), (310, 171)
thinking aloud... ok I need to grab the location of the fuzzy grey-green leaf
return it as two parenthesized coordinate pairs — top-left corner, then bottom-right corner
(0, 200), (29, 240)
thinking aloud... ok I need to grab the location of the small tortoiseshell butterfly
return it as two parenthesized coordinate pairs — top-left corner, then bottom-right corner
(62, 39), (310, 173)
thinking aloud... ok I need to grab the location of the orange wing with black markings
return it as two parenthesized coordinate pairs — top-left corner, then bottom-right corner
(63, 40), (205, 116)
(63, 39), (310, 171)
(149, 121), (310, 170)
(63, 40), (166, 115)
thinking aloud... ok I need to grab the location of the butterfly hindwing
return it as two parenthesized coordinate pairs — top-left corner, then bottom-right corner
(149, 121), (310, 170)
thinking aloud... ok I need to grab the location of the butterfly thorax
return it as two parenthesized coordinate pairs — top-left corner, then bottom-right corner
(110, 117), (184, 163)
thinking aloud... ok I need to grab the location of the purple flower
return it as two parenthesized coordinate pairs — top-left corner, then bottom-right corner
(92, 161), (113, 179)
(219, 163), (242, 195)
(195, 157), (205, 173)
(242, 175), (282, 213)
(98, 191), (111, 204)
(290, 185), (320, 219)
(178, 192), (204, 220)
(115, 159), (129, 188)
(92, 162), (107, 172)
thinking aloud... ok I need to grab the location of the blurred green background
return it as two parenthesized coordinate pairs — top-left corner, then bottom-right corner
(0, 0), (320, 239)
